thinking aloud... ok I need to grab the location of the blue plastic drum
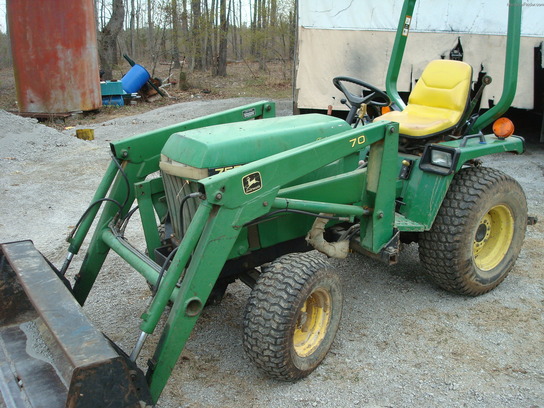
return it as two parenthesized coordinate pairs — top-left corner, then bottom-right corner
(121, 64), (150, 93)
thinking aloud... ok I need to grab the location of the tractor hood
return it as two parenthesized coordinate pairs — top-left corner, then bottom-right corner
(159, 114), (350, 179)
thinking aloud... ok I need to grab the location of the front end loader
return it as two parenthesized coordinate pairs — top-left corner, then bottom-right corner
(0, 1), (530, 407)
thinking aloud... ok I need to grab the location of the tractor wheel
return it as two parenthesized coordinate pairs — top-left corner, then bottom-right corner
(243, 252), (343, 381)
(419, 166), (527, 296)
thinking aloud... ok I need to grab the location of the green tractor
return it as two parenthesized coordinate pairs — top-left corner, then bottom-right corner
(0, 0), (531, 407)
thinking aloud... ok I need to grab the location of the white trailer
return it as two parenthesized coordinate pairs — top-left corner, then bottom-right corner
(294, 0), (544, 116)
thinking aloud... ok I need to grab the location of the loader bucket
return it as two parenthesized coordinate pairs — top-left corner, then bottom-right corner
(0, 241), (152, 408)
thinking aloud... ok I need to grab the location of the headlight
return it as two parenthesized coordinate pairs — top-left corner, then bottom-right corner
(431, 150), (453, 168)
(419, 145), (460, 175)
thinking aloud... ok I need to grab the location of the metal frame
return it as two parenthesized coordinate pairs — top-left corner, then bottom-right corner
(385, 0), (522, 133)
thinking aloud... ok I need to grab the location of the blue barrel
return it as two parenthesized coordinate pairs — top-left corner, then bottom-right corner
(102, 95), (125, 106)
(121, 64), (150, 93)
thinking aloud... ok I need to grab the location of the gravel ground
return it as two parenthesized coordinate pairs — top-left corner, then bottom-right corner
(0, 99), (543, 408)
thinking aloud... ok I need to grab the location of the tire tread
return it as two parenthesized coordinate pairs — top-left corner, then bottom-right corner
(419, 166), (527, 295)
(243, 253), (339, 380)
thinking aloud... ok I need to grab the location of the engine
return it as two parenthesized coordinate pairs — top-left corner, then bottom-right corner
(159, 114), (351, 244)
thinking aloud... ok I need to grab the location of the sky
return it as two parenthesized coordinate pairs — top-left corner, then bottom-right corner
(0, 0), (259, 34)
(0, 0), (5, 33)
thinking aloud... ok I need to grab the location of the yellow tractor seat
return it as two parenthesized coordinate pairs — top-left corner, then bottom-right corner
(375, 59), (472, 137)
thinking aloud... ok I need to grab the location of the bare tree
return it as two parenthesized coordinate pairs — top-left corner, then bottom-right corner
(147, 0), (154, 59)
(129, 0), (136, 56)
(89, 0), (295, 81)
(238, 0), (243, 59)
(229, 0), (238, 60)
(250, 0), (257, 55)
(204, 0), (214, 71)
(215, 0), (228, 76)
(171, 0), (181, 67)
(190, 0), (203, 70)
(0, 29), (12, 69)
(181, 0), (188, 33)
(98, 0), (125, 80)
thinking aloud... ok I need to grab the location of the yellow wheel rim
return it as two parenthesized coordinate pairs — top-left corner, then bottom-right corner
(293, 288), (332, 357)
(473, 204), (514, 271)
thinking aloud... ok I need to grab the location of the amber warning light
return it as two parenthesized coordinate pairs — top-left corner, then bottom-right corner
(492, 117), (515, 139)
(381, 106), (391, 115)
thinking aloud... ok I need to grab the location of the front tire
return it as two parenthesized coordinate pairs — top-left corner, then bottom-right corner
(243, 252), (343, 381)
(419, 166), (527, 296)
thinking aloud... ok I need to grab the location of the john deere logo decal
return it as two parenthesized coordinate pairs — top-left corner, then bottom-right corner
(242, 172), (262, 194)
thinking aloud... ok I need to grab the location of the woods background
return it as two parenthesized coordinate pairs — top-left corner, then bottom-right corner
(0, 0), (296, 80)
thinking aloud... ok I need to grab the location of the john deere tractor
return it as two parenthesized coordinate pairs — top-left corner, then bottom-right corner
(0, 0), (530, 407)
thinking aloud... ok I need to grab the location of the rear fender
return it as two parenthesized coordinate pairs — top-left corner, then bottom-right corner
(454, 134), (525, 170)
(397, 134), (525, 229)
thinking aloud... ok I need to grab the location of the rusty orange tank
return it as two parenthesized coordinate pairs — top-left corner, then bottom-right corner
(7, 0), (102, 113)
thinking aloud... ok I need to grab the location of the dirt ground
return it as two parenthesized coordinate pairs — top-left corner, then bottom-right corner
(0, 65), (543, 407)
(0, 60), (292, 120)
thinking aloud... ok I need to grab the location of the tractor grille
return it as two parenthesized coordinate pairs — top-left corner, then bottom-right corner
(162, 172), (200, 242)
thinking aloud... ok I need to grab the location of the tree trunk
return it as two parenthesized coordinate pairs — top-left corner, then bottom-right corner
(216, 0), (228, 76)
(269, 0), (277, 56)
(172, 0), (181, 68)
(190, 0), (202, 70)
(147, 0), (154, 60)
(250, 0), (257, 55)
(258, 0), (267, 71)
(230, 0), (238, 61)
(130, 0), (136, 56)
(98, 0), (125, 80)
(289, 8), (296, 60)
(204, 0), (213, 71)
(238, 0), (243, 60)
(181, 0), (188, 33)
(1, 12), (12, 68)
(99, 0), (106, 31)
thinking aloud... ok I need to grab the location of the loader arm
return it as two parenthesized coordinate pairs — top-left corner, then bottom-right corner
(70, 101), (276, 304)
(65, 97), (398, 403)
(0, 101), (278, 408)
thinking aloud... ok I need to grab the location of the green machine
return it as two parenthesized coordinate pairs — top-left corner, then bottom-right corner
(0, 1), (531, 406)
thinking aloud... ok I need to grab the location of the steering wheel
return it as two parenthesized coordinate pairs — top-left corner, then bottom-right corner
(333, 76), (391, 125)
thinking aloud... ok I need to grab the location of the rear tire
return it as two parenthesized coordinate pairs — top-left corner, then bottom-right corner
(243, 252), (343, 381)
(419, 166), (527, 295)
